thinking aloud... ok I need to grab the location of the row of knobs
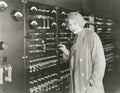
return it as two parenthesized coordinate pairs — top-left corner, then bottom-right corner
(29, 73), (57, 85)
(29, 79), (58, 93)
(29, 59), (57, 72)
(29, 55), (57, 63)
(30, 20), (66, 29)
(30, 6), (68, 15)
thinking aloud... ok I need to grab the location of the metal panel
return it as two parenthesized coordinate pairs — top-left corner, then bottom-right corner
(0, 0), (24, 93)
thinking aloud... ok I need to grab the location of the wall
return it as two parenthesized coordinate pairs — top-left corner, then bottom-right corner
(94, 0), (120, 21)
(30, 0), (82, 11)
(29, 0), (120, 21)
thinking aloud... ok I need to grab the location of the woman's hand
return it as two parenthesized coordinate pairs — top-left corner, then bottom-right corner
(58, 44), (69, 56)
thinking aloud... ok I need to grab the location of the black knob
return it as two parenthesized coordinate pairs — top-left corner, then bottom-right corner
(0, 41), (8, 50)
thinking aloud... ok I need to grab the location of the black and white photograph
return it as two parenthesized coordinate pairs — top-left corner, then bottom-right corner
(0, 0), (120, 93)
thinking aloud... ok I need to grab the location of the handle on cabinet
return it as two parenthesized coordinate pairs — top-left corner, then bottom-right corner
(4, 64), (12, 82)
(0, 67), (3, 84)
(0, 64), (12, 85)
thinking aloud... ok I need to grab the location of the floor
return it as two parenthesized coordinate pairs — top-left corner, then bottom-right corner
(103, 70), (120, 93)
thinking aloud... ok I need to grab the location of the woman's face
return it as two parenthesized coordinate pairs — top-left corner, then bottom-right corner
(68, 19), (83, 34)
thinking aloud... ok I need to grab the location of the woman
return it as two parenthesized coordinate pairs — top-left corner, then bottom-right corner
(59, 12), (106, 93)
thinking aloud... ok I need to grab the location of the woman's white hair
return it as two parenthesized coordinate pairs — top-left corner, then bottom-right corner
(66, 12), (87, 27)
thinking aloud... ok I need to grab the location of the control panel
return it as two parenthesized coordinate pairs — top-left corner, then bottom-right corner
(1, 0), (120, 93)
(24, 1), (74, 93)
(94, 17), (117, 72)
(57, 8), (74, 90)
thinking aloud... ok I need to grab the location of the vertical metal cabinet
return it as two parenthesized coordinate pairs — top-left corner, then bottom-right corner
(0, 0), (24, 93)
(23, 1), (75, 93)
(0, 0), (75, 93)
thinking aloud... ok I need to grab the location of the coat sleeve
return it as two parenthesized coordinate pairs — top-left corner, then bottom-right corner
(63, 50), (70, 60)
(89, 33), (106, 89)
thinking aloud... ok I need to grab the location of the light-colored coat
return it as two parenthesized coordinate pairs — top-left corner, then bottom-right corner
(66, 28), (106, 93)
